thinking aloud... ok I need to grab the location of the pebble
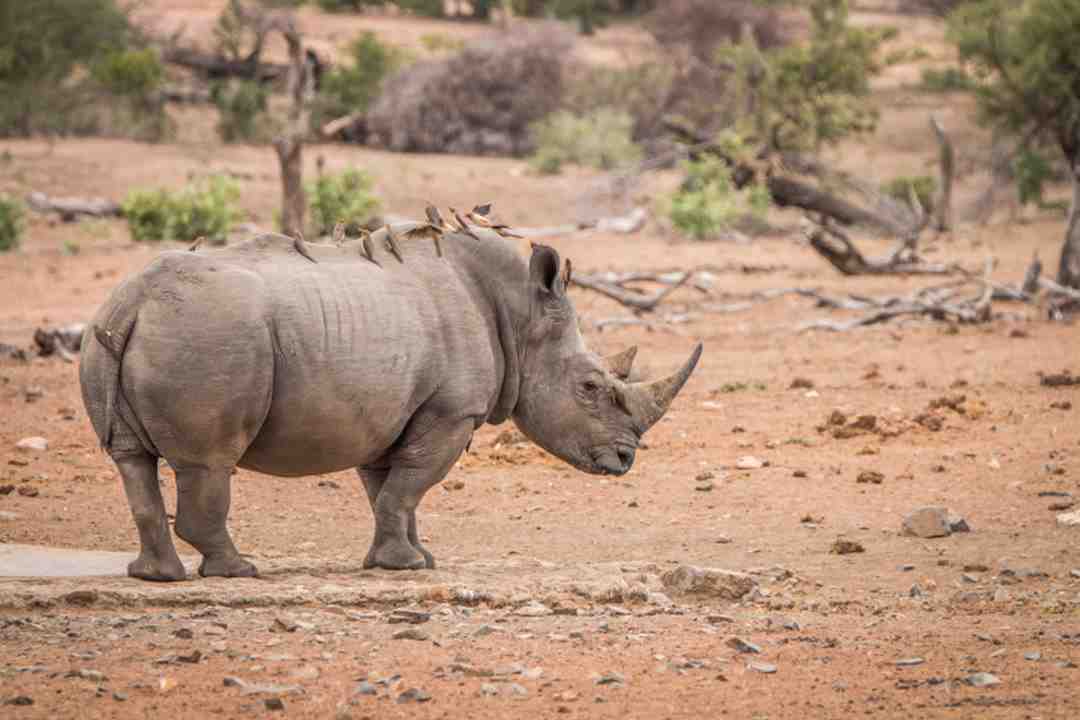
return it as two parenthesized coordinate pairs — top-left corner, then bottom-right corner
(965, 672), (1001, 687)
(354, 681), (377, 696)
(387, 608), (431, 625)
(901, 507), (952, 538)
(15, 437), (48, 452)
(480, 683), (499, 696)
(396, 688), (432, 704)
(4, 696), (33, 706)
(1070, 569), (1080, 579)
(112, 692), (127, 702)
(736, 456), (765, 470)
(594, 672), (625, 686)
(0, 511), (21, 521)
(1024, 652), (1041, 661)
(473, 624), (504, 637)
(831, 538), (865, 555)
(856, 470), (884, 484)
(1057, 510), (1080, 527)
(391, 628), (429, 641)
(513, 601), (552, 617)
(896, 658), (924, 667)
(726, 637), (761, 654)
(264, 698), (285, 711)
(747, 662), (777, 674)
(507, 683), (529, 697)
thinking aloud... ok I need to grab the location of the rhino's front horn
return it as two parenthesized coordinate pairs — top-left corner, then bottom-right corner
(627, 342), (703, 430)
(603, 345), (638, 380)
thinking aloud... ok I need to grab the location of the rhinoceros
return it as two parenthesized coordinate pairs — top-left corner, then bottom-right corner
(79, 221), (702, 581)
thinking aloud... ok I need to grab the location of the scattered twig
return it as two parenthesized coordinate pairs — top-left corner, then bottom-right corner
(572, 272), (692, 312)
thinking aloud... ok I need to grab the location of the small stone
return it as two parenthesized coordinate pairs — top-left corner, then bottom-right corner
(290, 666), (320, 681)
(391, 627), (429, 641)
(856, 470), (884, 485)
(111, 692), (127, 702)
(480, 683), (499, 696)
(726, 637), (761, 654)
(736, 456), (764, 470)
(5, 696), (33, 706)
(947, 511), (970, 533)
(514, 601), (552, 617)
(695, 470), (715, 482)
(715, 535), (732, 544)
(899, 564), (915, 572)
(264, 698), (285, 711)
(831, 538), (864, 555)
(17, 486), (38, 497)
(387, 608), (431, 624)
(1049, 500), (1075, 511)
(961, 573), (980, 584)
(901, 507), (952, 538)
(963, 564), (989, 572)
(790, 377), (814, 389)
(747, 662), (777, 674)
(1057, 510), (1080, 527)
(507, 683), (529, 697)
(1070, 569), (1080, 579)
(964, 672), (1001, 687)
(354, 681), (378, 696)
(1, 510), (22, 521)
(174, 628), (194, 639)
(706, 614), (736, 624)
(1024, 652), (1041, 661)
(272, 615), (299, 633)
(594, 672), (624, 686)
(993, 587), (1011, 602)
(896, 658), (924, 667)
(473, 624), (504, 637)
(15, 437), (48, 452)
(695, 481), (714, 492)
(792, 469), (807, 478)
(396, 688), (431, 704)
(661, 565), (756, 600)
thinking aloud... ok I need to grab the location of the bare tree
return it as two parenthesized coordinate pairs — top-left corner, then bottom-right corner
(270, 16), (315, 238)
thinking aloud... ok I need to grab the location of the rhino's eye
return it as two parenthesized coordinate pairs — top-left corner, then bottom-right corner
(582, 380), (600, 395)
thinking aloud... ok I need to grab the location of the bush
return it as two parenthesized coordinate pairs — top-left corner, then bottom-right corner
(311, 32), (408, 132)
(122, 177), (242, 245)
(667, 154), (770, 240)
(646, 0), (787, 61)
(212, 80), (273, 143)
(0, 195), (26, 253)
(528, 109), (641, 174)
(306, 168), (380, 236)
(919, 66), (973, 93)
(90, 47), (171, 141)
(882, 175), (936, 214)
(367, 27), (571, 156)
(561, 62), (677, 141)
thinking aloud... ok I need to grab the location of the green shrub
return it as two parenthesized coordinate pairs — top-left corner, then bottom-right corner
(0, 195), (26, 252)
(306, 168), (380, 236)
(919, 66), (973, 93)
(311, 32), (409, 132)
(92, 48), (164, 97)
(122, 177), (242, 245)
(212, 80), (272, 143)
(528, 109), (641, 175)
(420, 33), (465, 54)
(882, 175), (936, 214)
(667, 155), (770, 240)
(396, 0), (444, 16)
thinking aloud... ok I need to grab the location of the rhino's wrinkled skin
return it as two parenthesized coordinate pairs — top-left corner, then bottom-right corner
(79, 225), (702, 581)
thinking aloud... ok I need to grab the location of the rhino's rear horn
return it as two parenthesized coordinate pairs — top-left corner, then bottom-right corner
(603, 345), (638, 380)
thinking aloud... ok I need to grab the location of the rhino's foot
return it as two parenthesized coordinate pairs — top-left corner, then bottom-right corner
(198, 553), (259, 578)
(413, 542), (436, 570)
(128, 553), (187, 582)
(364, 539), (426, 571)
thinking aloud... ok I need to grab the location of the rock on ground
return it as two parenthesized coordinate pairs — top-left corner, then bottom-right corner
(660, 565), (756, 600)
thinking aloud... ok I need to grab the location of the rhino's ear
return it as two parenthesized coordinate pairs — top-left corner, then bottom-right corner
(529, 243), (566, 299)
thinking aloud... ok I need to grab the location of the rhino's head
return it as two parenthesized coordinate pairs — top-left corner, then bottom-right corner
(512, 244), (702, 476)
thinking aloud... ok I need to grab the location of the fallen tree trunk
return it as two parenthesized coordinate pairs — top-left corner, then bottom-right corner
(162, 46), (288, 83)
(805, 220), (955, 276)
(25, 192), (122, 221)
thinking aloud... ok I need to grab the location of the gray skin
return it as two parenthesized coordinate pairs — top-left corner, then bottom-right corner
(79, 224), (702, 581)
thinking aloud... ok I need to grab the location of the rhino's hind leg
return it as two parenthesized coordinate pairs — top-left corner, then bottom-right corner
(363, 419), (473, 571)
(116, 452), (186, 582)
(357, 467), (434, 569)
(174, 467), (257, 578)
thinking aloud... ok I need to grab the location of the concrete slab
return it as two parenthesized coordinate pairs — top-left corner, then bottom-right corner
(0, 543), (195, 578)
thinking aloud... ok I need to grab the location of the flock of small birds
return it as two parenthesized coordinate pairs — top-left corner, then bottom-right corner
(188, 203), (524, 267)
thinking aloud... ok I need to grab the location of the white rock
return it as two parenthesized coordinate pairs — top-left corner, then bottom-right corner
(15, 437), (48, 452)
(736, 456), (764, 470)
(660, 564), (757, 600)
(901, 507), (952, 538)
(1056, 510), (1080, 527)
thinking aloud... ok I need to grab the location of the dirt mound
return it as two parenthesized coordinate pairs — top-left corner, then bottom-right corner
(366, 26), (572, 156)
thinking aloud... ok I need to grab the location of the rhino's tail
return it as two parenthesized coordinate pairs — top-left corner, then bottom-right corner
(79, 278), (156, 457)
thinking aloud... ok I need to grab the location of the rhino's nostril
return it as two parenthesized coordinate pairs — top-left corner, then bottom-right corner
(617, 447), (635, 469)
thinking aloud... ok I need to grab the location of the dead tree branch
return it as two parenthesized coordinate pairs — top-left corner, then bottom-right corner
(25, 192), (122, 221)
(572, 272), (692, 312)
(930, 115), (954, 231)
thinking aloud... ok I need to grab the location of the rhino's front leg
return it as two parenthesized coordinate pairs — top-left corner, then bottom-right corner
(363, 419), (472, 571)
(357, 467), (434, 568)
